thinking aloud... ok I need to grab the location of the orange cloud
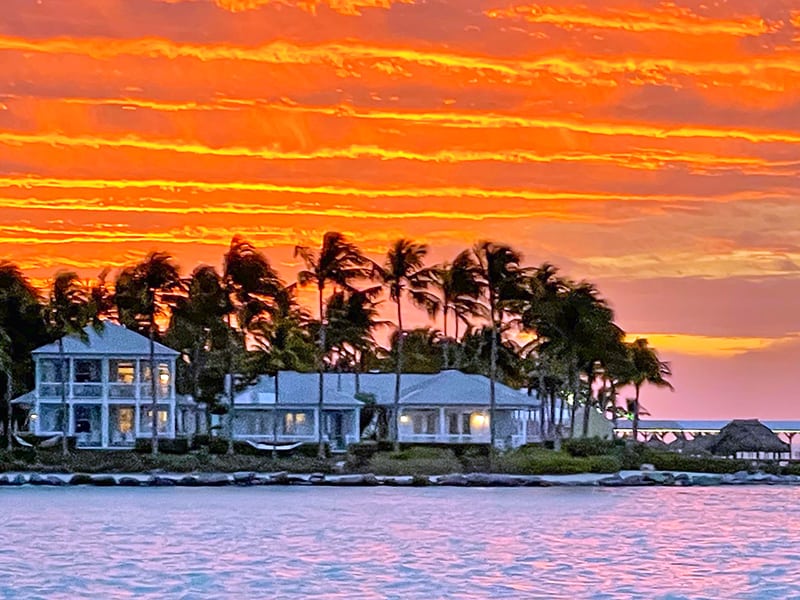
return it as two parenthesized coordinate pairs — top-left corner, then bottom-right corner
(160, 0), (412, 15)
(485, 3), (772, 37)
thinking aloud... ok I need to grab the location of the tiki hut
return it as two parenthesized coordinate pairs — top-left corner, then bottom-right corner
(669, 433), (717, 456)
(710, 420), (790, 461)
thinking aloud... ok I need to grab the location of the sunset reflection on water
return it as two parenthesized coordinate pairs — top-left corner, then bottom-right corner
(2, 486), (799, 598)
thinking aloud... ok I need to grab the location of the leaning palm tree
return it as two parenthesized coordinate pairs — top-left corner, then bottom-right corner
(431, 251), (483, 368)
(628, 338), (673, 441)
(116, 252), (182, 456)
(374, 239), (438, 451)
(223, 236), (282, 454)
(471, 241), (525, 450)
(0, 262), (45, 449)
(295, 232), (369, 457)
(0, 329), (12, 451)
(44, 271), (92, 456)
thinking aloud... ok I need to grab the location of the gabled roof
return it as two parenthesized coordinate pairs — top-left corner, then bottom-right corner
(32, 321), (179, 357)
(233, 370), (537, 409)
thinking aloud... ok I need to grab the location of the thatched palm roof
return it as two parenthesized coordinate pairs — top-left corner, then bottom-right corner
(711, 420), (789, 456)
(669, 434), (716, 455)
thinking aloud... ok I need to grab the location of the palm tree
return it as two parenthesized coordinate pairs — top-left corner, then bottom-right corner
(325, 286), (385, 393)
(374, 239), (438, 451)
(0, 262), (45, 449)
(431, 251), (482, 368)
(628, 338), (673, 441)
(472, 241), (525, 450)
(0, 329), (12, 450)
(295, 231), (369, 457)
(116, 252), (182, 456)
(44, 271), (92, 456)
(166, 265), (231, 443)
(223, 236), (282, 454)
(251, 284), (316, 458)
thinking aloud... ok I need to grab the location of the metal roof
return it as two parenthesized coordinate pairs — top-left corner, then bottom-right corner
(32, 322), (179, 358)
(234, 370), (538, 409)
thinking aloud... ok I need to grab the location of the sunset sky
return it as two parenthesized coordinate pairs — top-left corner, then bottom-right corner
(1, 0), (799, 419)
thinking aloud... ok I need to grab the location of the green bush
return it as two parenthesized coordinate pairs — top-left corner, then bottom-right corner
(368, 448), (462, 476)
(134, 437), (189, 454)
(563, 437), (620, 457)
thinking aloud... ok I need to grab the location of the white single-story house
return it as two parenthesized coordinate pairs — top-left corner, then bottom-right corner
(229, 370), (542, 450)
(225, 371), (363, 452)
(20, 321), (197, 448)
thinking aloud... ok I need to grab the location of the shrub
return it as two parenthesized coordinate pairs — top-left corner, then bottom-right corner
(563, 437), (620, 458)
(134, 437), (189, 455)
(368, 448), (462, 476)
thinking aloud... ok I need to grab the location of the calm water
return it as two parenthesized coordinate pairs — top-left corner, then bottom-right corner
(1, 486), (799, 599)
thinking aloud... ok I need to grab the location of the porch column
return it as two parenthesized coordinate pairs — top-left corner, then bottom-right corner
(520, 411), (527, 447)
(101, 402), (109, 448)
(438, 407), (446, 442)
(134, 359), (141, 438)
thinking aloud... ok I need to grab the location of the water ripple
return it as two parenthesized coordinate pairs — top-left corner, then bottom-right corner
(1, 487), (800, 598)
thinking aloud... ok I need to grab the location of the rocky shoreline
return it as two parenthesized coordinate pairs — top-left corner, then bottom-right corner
(1, 469), (798, 488)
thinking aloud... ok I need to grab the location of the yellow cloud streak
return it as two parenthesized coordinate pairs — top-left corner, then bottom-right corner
(3, 131), (795, 174)
(160, 0), (412, 15)
(625, 333), (798, 357)
(0, 35), (797, 88)
(0, 176), (787, 204)
(485, 4), (771, 37)
(0, 196), (591, 222)
(51, 96), (800, 145)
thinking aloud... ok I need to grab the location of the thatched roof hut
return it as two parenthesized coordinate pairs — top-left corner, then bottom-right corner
(710, 420), (789, 459)
(669, 433), (717, 456)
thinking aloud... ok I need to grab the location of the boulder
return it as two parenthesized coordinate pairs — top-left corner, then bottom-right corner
(308, 472), (326, 484)
(380, 476), (413, 486)
(147, 476), (177, 487)
(9, 474), (26, 486)
(598, 474), (625, 487)
(118, 477), (142, 487)
(0, 475), (9, 486)
(28, 473), (47, 485)
(691, 475), (722, 486)
(197, 474), (230, 487)
(438, 474), (468, 487)
(327, 474), (370, 486)
(267, 471), (290, 485)
(411, 474), (431, 487)
(233, 472), (256, 485)
(621, 474), (656, 486)
(522, 477), (551, 487)
(640, 463), (656, 472)
(176, 475), (201, 487)
(643, 472), (670, 484)
(90, 475), (117, 487)
(45, 475), (67, 486)
(68, 473), (93, 485)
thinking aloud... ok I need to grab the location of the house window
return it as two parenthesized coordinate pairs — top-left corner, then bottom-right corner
(40, 359), (66, 383)
(142, 363), (171, 398)
(109, 360), (135, 384)
(74, 360), (102, 383)
(412, 411), (437, 435)
(139, 406), (170, 434)
(462, 413), (471, 435)
(234, 410), (274, 436)
(38, 404), (65, 432)
(283, 411), (313, 435)
(448, 413), (459, 435)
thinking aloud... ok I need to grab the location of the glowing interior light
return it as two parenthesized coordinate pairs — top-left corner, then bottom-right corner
(399, 415), (410, 424)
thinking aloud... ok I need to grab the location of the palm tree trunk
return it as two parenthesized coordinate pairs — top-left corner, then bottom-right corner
(489, 295), (498, 454)
(568, 361), (579, 439)
(537, 371), (546, 441)
(272, 370), (279, 460)
(393, 298), (404, 452)
(227, 313), (235, 455)
(317, 286), (326, 458)
(60, 337), (69, 457)
(6, 368), (13, 452)
(150, 314), (158, 456)
(442, 305), (449, 369)
(632, 383), (641, 442)
(582, 374), (592, 438)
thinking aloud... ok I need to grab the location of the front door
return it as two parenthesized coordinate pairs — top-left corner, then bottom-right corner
(328, 412), (345, 451)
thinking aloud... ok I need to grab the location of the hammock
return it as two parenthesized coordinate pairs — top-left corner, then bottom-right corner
(245, 440), (304, 452)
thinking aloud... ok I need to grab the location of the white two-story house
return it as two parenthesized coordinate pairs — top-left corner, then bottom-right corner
(29, 322), (181, 448)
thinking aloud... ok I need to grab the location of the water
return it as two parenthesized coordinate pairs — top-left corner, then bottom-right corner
(1, 486), (799, 599)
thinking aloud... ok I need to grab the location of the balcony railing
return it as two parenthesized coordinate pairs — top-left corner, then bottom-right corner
(73, 383), (103, 398)
(108, 384), (137, 399)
